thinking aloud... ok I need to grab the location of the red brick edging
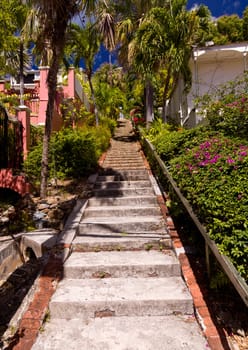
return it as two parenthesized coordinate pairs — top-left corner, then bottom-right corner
(7, 257), (63, 350)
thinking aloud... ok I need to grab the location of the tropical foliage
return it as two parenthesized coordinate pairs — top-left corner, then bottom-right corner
(195, 73), (248, 139)
(144, 74), (248, 281)
(2, 0), (248, 199)
(24, 117), (115, 182)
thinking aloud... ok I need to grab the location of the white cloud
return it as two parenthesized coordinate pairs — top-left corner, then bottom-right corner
(188, 2), (200, 11)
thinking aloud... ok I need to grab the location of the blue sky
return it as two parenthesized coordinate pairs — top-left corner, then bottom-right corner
(94, 0), (248, 70)
(187, 0), (248, 18)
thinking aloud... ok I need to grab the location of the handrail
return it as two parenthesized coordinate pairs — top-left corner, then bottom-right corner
(142, 135), (248, 308)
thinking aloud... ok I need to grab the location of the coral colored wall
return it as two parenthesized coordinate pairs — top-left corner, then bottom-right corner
(0, 169), (31, 196)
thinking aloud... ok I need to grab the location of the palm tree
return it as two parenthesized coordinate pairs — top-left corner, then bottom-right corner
(25, 0), (86, 198)
(0, 0), (32, 105)
(65, 22), (101, 125)
(113, 0), (170, 124)
(27, 0), (115, 198)
(130, 1), (211, 122)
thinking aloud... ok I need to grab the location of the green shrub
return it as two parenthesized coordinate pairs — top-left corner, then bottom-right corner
(168, 135), (248, 281)
(148, 125), (217, 163)
(52, 128), (97, 178)
(99, 116), (117, 135)
(24, 143), (43, 182)
(24, 123), (113, 182)
(90, 125), (111, 159)
(196, 73), (248, 140)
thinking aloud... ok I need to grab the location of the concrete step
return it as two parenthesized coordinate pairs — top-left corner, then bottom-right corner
(93, 187), (154, 197)
(63, 250), (181, 278)
(104, 156), (143, 161)
(32, 315), (207, 350)
(78, 216), (167, 234)
(94, 180), (151, 189)
(87, 195), (158, 207)
(106, 153), (142, 159)
(83, 206), (161, 217)
(102, 166), (146, 171)
(72, 233), (172, 251)
(102, 163), (145, 169)
(105, 155), (141, 159)
(49, 277), (193, 318)
(97, 174), (149, 181)
(99, 169), (149, 176)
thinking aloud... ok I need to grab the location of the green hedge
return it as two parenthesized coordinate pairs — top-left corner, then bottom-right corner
(147, 126), (248, 282)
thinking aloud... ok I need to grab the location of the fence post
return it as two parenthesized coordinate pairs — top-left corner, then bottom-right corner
(17, 106), (30, 160)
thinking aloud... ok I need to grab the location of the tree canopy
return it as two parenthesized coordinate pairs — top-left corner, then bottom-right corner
(2, 1), (248, 197)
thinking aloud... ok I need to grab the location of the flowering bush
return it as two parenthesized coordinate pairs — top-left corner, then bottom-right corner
(131, 113), (145, 127)
(145, 120), (248, 281)
(169, 135), (248, 281)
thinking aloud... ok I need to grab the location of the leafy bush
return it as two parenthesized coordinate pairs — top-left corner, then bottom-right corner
(24, 143), (43, 182)
(147, 125), (217, 163)
(196, 73), (248, 139)
(99, 116), (117, 136)
(24, 123), (113, 182)
(166, 134), (248, 281)
(51, 128), (97, 178)
(143, 75), (248, 282)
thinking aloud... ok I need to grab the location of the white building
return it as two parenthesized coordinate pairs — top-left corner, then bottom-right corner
(167, 42), (248, 127)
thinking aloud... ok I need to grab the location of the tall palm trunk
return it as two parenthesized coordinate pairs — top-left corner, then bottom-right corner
(87, 70), (99, 126)
(40, 18), (68, 198)
(40, 57), (60, 198)
(145, 79), (154, 127)
(162, 65), (172, 122)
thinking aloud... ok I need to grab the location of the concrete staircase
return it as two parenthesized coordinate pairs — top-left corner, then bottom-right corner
(32, 120), (207, 349)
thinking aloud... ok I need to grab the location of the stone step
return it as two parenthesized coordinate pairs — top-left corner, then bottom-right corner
(94, 180), (151, 189)
(103, 163), (145, 169)
(104, 155), (143, 160)
(83, 206), (161, 218)
(105, 155), (141, 159)
(105, 152), (141, 157)
(32, 315), (207, 350)
(49, 277), (193, 319)
(102, 164), (146, 169)
(99, 169), (149, 176)
(97, 174), (150, 181)
(93, 187), (154, 197)
(78, 216), (167, 234)
(103, 159), (144, 164)
(87, 195), (158, 207)
(72, 232), (172, 251)
(63, 250), (181, 278)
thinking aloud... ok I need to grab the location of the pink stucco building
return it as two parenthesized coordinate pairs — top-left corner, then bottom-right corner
(0, 66), (89, 158)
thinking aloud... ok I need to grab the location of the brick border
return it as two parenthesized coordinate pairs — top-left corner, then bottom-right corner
(6, 256), (63, 350)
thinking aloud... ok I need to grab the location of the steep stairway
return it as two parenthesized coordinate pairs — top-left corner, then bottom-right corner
(32, 120), (207, 349)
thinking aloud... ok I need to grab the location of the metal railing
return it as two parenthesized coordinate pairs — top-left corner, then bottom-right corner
(141, 135), (248, 308)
